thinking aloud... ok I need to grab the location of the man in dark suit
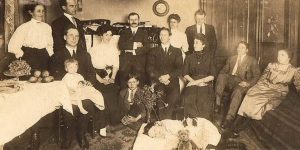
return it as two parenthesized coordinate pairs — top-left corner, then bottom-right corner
(118, 12), (149, 89)
(147, 27), (183, 120)
(52, 0), (86, 53)
(49, 27), (95, 149)
(185, 9), (217, 55)
(215, 41), (260, 129)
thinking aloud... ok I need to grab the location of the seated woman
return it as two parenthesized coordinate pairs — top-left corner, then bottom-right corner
(224, 49), (298, 138)
(119, 73), (147, 131)
(181, 34), (216, 121)
(88, 25), (120, 135)
(8, 3), (53, 72)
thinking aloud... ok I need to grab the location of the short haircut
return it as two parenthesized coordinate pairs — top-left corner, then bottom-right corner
(194, 9), (206, 16)
(59, 0), (68, 8)
(160, 27), (172, 36)
(96, 25), (113, 36)
(194, 33), (208, 46)
(168, 14), (181, 23)
(126, 73), (140, 82)
(128, 12), (140, 20)
(278, 49), (294, 60)
(238, 41), (249, 49)
(63, 25), (78, 36)
(25, 3), (45, 13)
(64, 58), (78, 67)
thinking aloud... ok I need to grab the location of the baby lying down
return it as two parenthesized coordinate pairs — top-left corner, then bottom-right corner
(62, 59), (105, 114)
(142, 118), (221, 150)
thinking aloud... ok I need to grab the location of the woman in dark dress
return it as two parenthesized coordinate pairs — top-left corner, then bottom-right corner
(182, 34), (216, 121)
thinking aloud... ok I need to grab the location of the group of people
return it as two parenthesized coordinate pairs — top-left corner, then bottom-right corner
(6, 0), (300, 149)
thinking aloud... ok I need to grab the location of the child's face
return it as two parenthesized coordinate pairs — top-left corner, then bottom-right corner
(65, 63), (78, 74)
(127, 78), (139, 90)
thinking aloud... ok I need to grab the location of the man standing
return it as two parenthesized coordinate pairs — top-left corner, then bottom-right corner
(52, 0), (87, 53)
(215, 41), (260, 129)
(49, 27), (96, 149)
(185, 9), (217, 55)
(118, 12), (149, 89)
(147, 27), (183, 120)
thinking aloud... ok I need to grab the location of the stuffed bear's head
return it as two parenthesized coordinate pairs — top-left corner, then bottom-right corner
(178, 129), (190, 142)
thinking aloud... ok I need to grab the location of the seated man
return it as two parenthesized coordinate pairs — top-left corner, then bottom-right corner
(215, 41), (260, 129)
(146, 27), (183, 120)
(49, 26), (97, 149)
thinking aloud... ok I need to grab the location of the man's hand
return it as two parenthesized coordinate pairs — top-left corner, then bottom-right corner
(136, 42), (143, 48)
(239, 81), (250, 88)
(159, 74), (170, 82)
(125, 50), (133, 53)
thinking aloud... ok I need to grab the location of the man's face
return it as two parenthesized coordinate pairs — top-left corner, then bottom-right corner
(64, 28), (79, 47)
(63, 0), (77, 15)
(159, 30), (170, 44)
(195, 14), (206, 25)
(128, 15), (139, 28)
(237, 43), (248, 56)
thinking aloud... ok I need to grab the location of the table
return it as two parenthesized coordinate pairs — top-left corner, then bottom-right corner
(0, 81), (72, 146)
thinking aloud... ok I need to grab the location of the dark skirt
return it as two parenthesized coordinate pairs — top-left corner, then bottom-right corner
(182, 85), (215, 121)
(21, 46), (50, 71)
(95, 69), (121, 125)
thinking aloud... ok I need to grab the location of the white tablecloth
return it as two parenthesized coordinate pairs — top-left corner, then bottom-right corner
(0, 81), (72, 145)
(133, 118), (221, 150)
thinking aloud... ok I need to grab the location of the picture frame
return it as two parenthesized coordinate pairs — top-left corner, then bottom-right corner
(152, 0), (169, 17)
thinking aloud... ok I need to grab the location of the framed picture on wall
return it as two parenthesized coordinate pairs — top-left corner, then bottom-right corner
(77, 0), (82, 12)
(262, 0), (284, 42)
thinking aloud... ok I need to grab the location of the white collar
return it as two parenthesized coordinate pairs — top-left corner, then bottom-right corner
(66, 45), (77, 54)
(171, 29), (178, 33)
(30, 18), (42, 23)
(128, 88), (137, 93)
(130, 27), (138, 32)
(161, 43), (171, 50)
(64, 13), (75, 21)
(238, 54), (247, 61)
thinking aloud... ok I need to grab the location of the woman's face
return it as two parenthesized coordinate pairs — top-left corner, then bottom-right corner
(277, 50), (290, 64)
(30, 5), (45, 21)
(127, 78), (139, 90)
(194, 39), (205, 51)
(169, 18), (179, 30)
(102, 30), (113, 43)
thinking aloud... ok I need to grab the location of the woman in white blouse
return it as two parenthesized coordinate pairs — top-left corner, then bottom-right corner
(89, 25), (120, 135)
(8, 3), (53, 71)
(168, 14), (189, 92)
(168, 14), (189, 60)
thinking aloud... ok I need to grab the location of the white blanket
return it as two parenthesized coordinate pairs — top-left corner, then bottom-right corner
(0, 81), (72, 145)
(133, 118), (221, 150)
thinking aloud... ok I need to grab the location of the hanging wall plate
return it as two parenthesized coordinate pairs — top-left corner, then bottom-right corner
(153, 0), (169, 17)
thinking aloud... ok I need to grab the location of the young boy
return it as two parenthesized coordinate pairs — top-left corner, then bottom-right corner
(62, 58), (105, 114)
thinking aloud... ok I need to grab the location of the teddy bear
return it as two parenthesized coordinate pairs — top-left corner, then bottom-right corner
(177, 129), (199, 150)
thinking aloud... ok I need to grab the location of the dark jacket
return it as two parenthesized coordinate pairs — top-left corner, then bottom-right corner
(51, 15), (87, 53)
(147, 45), (183, 84)
(220, 55), (261, 87)
(185, 24), (217, 55)
(49, 47), (96, 84)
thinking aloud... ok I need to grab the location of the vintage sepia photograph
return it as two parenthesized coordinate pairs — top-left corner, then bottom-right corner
(0, 0), (300, 150)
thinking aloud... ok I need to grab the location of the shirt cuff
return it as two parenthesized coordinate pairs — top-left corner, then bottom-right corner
(133, 42), (138, 50)
(132, 50), (136, 55)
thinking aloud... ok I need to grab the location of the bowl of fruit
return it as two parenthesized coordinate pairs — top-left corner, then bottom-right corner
(28, 70), (54, 83)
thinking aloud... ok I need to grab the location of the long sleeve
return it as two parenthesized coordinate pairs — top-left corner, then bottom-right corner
(84, 53), (97, 85)
(182, 33), (189, 53)
(8, 24), (27, 57)
(247, 58), (261, 86)
(51, 19), (65, 52)
(49, 52), (66, 80)
(169, 50), (183, 79)
(146, 49), (159, 80)
(257, 63), (272, 83)
(46, 28), (54, 56)
(135, 31), (149, 56)
(182, 56), (190, 77)
(118, 30), (134, 51)
(220, 57), (231, 74)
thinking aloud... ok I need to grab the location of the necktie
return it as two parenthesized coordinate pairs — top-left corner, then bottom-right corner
(165, 47), (168, 55)
(71, 17), (77, 27)
(72, 50), (76, 57)
(132, 30), (136, 36)
(200, 25), (202, 34)
(129, 90), (134, 104)
(232, 56), (241, 75)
